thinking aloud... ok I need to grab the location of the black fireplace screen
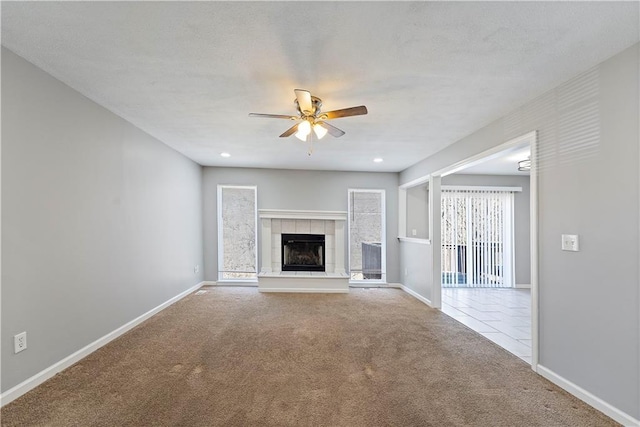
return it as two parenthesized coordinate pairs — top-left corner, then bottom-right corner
(281, 233), (325, 272)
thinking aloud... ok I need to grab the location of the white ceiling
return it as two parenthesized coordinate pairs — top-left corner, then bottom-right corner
(458, 144), (531, 176)
(2, 2), (638, 172)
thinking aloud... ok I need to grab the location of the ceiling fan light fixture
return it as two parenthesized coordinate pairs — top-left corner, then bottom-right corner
(313, 123), (328, 139)
(249, 89), (368, 153)
(295, 120), (311, 141)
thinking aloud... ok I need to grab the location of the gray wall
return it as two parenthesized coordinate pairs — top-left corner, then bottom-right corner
(400, 44), (639, 419)
(202, 167), (400, 282)
(1, 48), (204, 393)
(441, 174), (531, 285)
(400, 242), (433, 301)
(406, 183), (429, 239)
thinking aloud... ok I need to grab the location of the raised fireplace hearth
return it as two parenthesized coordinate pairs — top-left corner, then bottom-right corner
(282, 233), (325, 272)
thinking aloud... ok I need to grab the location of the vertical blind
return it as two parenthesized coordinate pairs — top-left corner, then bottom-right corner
(441, 188), (514, 288)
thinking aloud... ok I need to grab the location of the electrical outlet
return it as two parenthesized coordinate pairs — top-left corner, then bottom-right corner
(194, 264), (199, 274)
(14, 332), (27, 354)
(412, 229), (417, 236)
(561, 234), (579, 252)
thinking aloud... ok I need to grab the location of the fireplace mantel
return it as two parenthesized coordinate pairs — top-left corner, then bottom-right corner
(258, 209), (347, 221)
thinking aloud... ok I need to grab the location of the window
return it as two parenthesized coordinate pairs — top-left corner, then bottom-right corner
(441, 188), (514, 287)
(217, 185), (257, 281)
(348, 189), (386, 282)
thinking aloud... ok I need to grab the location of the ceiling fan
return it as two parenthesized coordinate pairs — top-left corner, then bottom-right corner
(249, 89), (368, 143)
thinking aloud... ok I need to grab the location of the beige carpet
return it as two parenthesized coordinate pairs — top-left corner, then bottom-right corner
(1, 287), (618, 426)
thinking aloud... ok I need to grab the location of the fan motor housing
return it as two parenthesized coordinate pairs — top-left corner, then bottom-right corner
(295, 96), (322, 117)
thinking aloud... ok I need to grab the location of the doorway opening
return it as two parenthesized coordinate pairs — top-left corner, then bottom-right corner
(435, 132), (536, 366)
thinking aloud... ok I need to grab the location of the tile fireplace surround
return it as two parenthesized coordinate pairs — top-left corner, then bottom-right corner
(258, 209), (349, 293)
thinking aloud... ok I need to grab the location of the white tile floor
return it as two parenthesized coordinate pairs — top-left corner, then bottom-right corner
(441, 287), (532, 364)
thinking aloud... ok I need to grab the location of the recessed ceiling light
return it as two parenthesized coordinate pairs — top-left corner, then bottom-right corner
(373, 158), (383, 163)
(220, 152), (231, 158)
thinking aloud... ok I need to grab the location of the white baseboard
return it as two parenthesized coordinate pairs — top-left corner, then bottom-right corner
(537, 365), (639, 427)
(399, 284), (434, 307)
(387, 282), (403, 289)
(214, 281), (259, 287)
(202, 281), (259, 287)
(0, 281), (204, 407)
(515, 283), (531, 289)
(349, 283), (398, 288)
(200, 281), (218, 286)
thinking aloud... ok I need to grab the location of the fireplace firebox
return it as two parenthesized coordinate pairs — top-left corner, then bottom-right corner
(281, 233), (325, 272)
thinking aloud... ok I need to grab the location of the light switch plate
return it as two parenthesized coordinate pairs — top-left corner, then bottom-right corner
(561, 234), (579, 251)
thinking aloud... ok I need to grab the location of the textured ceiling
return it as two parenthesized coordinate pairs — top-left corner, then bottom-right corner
(2, 2), (638, 172)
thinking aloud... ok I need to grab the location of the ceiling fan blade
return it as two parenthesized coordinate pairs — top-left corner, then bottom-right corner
(322, 105), (368, 120)
(249, 113), (296, 119)
(279, 123), (300, 138)
(294, 89), (313, 115)
(317, 122), (345, 138)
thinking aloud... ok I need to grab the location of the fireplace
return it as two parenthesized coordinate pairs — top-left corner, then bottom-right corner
(281, 233), (325, 272)
(258, 210), (347, 276)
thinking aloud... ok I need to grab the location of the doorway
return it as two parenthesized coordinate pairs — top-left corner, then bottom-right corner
(434, 132), (537, 366)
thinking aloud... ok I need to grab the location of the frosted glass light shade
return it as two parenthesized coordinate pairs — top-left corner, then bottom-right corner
(295, 121), (311, 141)
(313, 123), (328, 139)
